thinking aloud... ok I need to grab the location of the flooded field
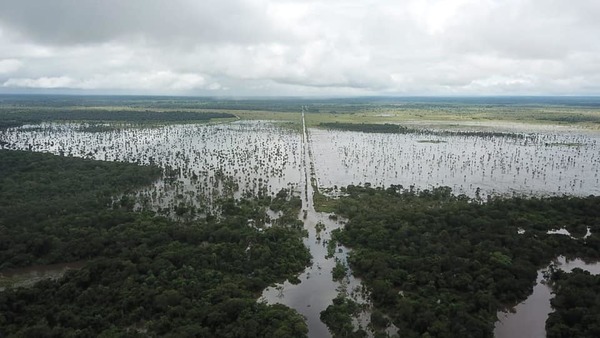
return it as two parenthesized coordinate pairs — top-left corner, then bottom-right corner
(3, 120), (599, 206)
(311, 128), (600, 197)
(1, 121), (303, 215)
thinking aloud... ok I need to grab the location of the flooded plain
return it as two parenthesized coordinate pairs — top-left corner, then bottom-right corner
(3, 120), (599, 205)
(1, 121), (303, 215)
(311, 128), (600, 197)
(2, 115), (600, 336)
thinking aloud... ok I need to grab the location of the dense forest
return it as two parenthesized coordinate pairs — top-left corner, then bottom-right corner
(546, 269), (600, 337)
(331, 185), (600, 337)
(320, 295), (365, 338)
(0, 150), (162, 269)
(0, 150), (310, 337)
(0, 109), (235, 129)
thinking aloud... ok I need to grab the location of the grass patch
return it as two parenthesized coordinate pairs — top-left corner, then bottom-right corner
(319, 122), (530, 139)
(544, 142), (585, 147)
(320, 122), (405, 133)
(313, 190), (337, 213)
(417, 139), (447, 144)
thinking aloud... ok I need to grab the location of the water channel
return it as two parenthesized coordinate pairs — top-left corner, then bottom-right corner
(494, 256), (600, 338)
(260, 108), (377, 337)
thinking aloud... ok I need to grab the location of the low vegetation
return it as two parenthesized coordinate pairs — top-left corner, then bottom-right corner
(313, 190), (337, 213)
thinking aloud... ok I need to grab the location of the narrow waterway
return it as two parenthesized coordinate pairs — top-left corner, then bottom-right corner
(494, 256), (600, 338)
(260, 108), (372, 337)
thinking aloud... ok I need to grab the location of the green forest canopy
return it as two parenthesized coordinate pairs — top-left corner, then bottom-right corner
(0, 150), (309, 337)
(331, 184), (600, 337)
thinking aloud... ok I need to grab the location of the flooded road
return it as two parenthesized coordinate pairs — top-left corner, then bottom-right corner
(261, 109), (372, 337)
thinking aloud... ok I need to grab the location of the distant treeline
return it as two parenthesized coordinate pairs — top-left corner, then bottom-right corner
(320, 122), (529, 139)
(2, 94), (600, 109)
(320, 122), (406, 133)
(2, 95), (600, 125)
(0, 109), (235, 129)
(538, 114), (600, 124)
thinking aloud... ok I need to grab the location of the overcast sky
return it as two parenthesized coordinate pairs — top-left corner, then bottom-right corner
(0, 0), (599, 96)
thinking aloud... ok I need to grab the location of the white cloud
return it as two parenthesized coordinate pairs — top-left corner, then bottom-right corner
(0, 59), (22, 74)
(3, 71), (216, 92)
(0, 0), (598, 95)
(3, 76), (74, 88)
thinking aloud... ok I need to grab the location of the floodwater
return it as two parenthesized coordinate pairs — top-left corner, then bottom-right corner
(546, 227), (592, 239)
(1, 121), (303, 215)
(494, 256), (600, 338)
(311, 128), (600, 197)
(3, 120), (599, 208)
(260, 110), (376, 337)
(2, 115), (600, 336)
